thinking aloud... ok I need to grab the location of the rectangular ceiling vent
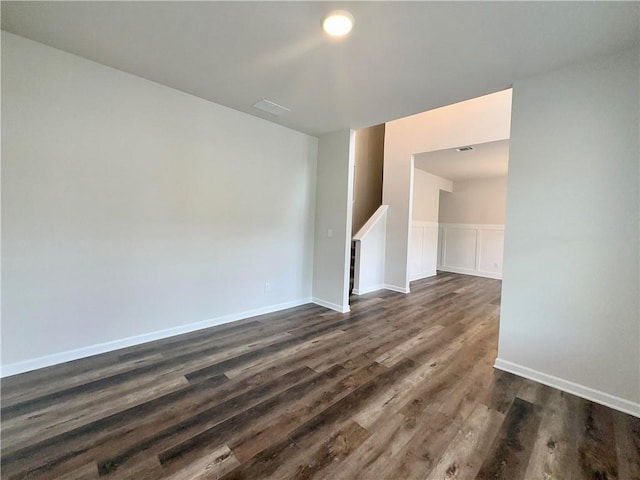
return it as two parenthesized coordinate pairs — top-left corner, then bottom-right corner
(252, 99), (291, 116)
(456, 146), (474, 152)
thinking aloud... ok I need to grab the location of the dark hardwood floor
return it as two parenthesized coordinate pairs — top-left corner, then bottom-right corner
(1, 273), (638, 480)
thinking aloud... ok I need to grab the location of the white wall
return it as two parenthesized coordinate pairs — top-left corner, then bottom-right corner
(439, 176), (507, 225)
(353, 205), (387, 295)
(383, 90), (512, 292)
(1, 32), (318, 372)
(312, 130), (355, 313)
(497, 48), (640, 416)
(412, 169), (453, 222)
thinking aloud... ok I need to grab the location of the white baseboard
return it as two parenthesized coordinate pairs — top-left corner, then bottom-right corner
(438, 265), (502, 280)
(494, 358), (640, 418)
(383, 284), (410, 294)
(352, 284), (385, 295)
(0, 297), (313, 378)
(312, 297), (350, 313)
(409, 270), (437, 282)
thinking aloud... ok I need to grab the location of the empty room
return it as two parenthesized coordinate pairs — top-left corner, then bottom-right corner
(1, 2), (639, 479)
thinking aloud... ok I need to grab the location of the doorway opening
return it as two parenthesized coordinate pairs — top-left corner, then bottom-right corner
(410, 139), (509, 283)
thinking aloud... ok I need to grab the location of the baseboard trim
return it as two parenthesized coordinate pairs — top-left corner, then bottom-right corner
(409, 271), (437, 282)
(352, 285), (385, 295)
(383, 284), (410, 294)
(494, 358), (640, 418)
(0, 297), (313, 378)
(312, 297), (350, 313)
(438, 265), (502, 280)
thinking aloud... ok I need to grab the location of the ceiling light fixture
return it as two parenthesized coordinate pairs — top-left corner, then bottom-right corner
(322, 10), (354, 37)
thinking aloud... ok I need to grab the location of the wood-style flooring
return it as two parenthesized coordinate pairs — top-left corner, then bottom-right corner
(1, 273), (639, 480)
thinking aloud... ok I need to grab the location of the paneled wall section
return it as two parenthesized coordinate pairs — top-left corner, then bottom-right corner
(438, 224), (504, 279)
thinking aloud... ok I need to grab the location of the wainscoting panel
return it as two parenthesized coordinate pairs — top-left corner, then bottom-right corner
(478, 229), (505, 274)
(438, 224), (505, 279)
(409, 221), (439, 281)
(443, 227), (477, 270)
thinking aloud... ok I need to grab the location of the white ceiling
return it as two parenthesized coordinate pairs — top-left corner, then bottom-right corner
(2, 2), (639, 135)
(414, 139), (509, 182)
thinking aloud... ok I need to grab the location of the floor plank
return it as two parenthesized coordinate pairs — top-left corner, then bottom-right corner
(476, 397), (542, 480)
(575, 399), (620, 480)
(613, 409), (640, 480)
(424, 403), (504, 480)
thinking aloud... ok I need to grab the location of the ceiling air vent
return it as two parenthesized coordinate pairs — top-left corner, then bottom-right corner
(252, 99), (291, 116)
(456, 146), (474, 152)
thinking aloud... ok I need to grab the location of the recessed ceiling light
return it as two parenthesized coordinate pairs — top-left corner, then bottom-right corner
(322, 10), (354, 37)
